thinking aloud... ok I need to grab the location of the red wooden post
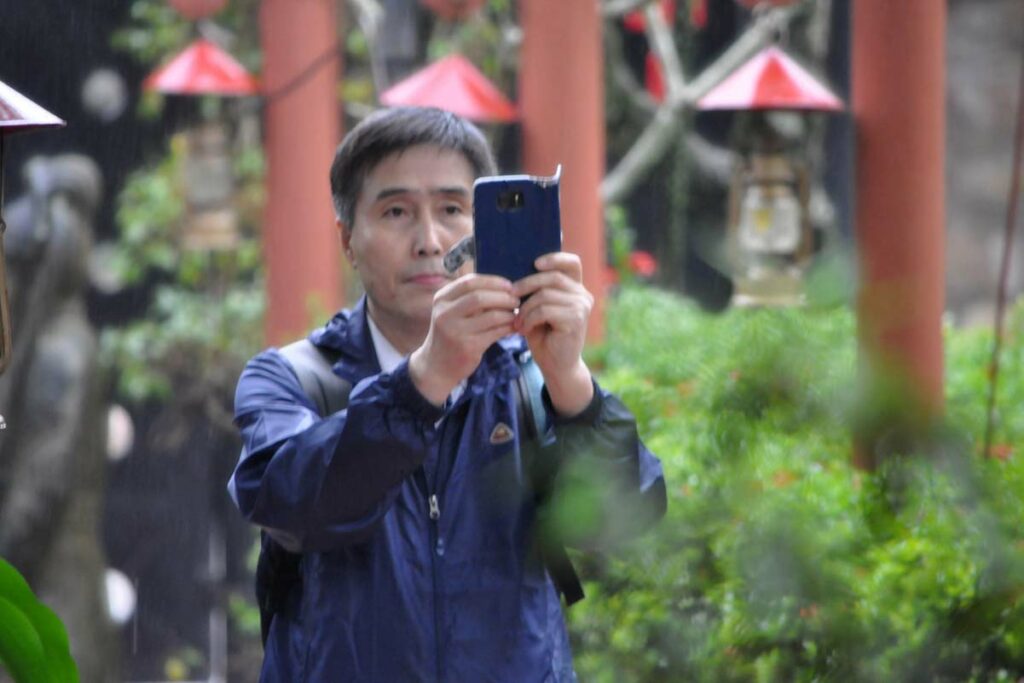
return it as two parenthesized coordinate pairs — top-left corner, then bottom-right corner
(853, 2), (946, 464)
(518, 0), (606, 342)
(260, 0), (343, 345)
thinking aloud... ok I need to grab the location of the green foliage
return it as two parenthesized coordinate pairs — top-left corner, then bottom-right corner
(0, 557), (78, 683)
(111, 0), (192, 65)
(606, 205), (638, 286)
(113, 0), (262, 69)
(113, 0), (263, 118)
(573, 286), (1024, 682)
(100, 134), (264, 412)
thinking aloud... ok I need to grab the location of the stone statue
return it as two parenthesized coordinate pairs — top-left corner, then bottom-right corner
(0, 154), (117, 682)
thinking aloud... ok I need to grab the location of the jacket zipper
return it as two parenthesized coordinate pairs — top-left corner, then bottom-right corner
(420, 399), (465, 682)
(414, 466), (444, 683)
(429, 490), (444, 683)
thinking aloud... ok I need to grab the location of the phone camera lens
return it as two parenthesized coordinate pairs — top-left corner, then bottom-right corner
(497, 190), (526, 211)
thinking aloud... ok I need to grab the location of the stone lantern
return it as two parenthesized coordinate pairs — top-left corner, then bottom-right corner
(143, 37), (258, 250)
(698, 45), (844, 306)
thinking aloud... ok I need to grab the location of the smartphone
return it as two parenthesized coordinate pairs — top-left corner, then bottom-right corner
(471, 166), (562, 283)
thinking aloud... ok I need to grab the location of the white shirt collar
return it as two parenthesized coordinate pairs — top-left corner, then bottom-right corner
(366, 313), (405, 374)
(366, 311), (466, 406)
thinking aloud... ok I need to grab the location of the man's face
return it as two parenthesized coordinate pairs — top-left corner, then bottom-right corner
(340, 144), (475, 335)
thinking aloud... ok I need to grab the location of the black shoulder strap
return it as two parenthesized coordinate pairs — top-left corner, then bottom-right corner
(513, 350), (585, 607)
(514, 349), (551, 443)
(280, 339), (351, 415)
(257, 339), (350, 648)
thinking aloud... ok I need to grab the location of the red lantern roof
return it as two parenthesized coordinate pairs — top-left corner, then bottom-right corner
(379, 54), (517, 123)
(143, 38), (258, 96)
(0, 80), (65, 134)
(697, 46), (844, 111)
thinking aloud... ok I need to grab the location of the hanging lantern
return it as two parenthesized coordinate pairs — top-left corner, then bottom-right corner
(418, 0), (486, 21)
(143, 37), (258, 250)
(698, 45), (844, 306)
(380, 54), (517, 123)
(0, 79), (65, 374)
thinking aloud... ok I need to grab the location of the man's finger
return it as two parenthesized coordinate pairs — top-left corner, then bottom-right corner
(436, 273), (514, 302)
(516, 288), (576, 320)
(453, 319), (516, 355)
(517, 297), (589, 336)
(461, 309), (517, 333)
(515, 283), (593, 320)
(535, 252), (583, 280)
(441, 290), (520, 320)
(512, 270), (582, 299)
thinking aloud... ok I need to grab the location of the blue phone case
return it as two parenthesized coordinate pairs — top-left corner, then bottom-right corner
(473, 166), (562, 282)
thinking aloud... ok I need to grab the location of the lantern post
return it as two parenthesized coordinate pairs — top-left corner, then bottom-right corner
(260, 0), (342, 345)
(519, 0), (606, 342)
(852, 2), (946, 467)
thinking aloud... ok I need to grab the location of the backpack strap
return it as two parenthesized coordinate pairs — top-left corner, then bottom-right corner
(513, 349), (585, 607)
(514, 349), (553, 446)
(256, 339), (350, 647)
(280, 339), (351, 415)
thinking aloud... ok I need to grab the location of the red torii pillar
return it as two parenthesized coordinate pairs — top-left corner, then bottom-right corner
(260, 0), (343, 345)
(853, 2), (946, 465)
(518, 0), (606, 342)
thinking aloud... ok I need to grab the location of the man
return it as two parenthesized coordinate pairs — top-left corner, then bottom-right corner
(229, 107), (665, 682)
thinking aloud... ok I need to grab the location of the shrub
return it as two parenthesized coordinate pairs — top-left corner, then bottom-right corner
(571, 286), (1024, 682)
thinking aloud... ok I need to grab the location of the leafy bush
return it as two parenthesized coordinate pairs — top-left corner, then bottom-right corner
(571, 286), (1024, 682)
(100, 134), (265, 429)
(0, 557), (77, 683)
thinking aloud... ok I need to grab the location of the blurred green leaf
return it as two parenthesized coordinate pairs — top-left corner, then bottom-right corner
(0, 558), (78, 683)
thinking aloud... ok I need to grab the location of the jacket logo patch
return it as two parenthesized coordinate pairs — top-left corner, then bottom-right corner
(489, 422), (514, 445)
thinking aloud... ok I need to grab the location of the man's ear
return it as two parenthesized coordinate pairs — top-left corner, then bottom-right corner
(337, 219), (356, 268)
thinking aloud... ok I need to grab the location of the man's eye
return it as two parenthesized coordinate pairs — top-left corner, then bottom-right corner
(443, 204), (464, 216)
(384, 206), (405, 218)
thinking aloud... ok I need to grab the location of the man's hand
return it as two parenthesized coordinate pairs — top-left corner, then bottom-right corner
(409, 274), (519, 406)
(512, 252), (595, 418)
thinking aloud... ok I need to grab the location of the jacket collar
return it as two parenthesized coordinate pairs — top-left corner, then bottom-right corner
(308, 296), (381, 382)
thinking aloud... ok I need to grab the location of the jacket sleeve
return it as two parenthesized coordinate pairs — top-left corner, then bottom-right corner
(227, 349), (444, 551)
(533, 380), (667, 551)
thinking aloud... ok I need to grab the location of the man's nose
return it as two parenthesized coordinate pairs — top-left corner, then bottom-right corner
(413, 214), (445, 257)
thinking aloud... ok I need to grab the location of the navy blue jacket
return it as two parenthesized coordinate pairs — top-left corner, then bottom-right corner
(229, 298), (666, 682)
